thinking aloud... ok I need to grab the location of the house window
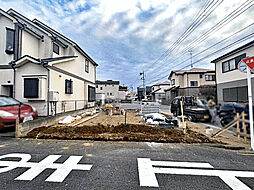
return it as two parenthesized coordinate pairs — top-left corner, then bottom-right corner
(65, 79), (73, 94)
(53, 43), (59, 55)
(222, 54), (246, 73)
(110, 93), (113, 96)
(24, 78), (39, 98)
(5, 28), (15, 54)
(85, 59), (89, 73)
(88, 86), (95, 102)
(96, 85), (98, 88)
(205, 75), (215, 81)
(100, 87), (103, 90)
(190, 81), (198, 87)
(171, 79), (175, 85)
(223, 86), (247, 102)
(107, 92), (109, 95)
(199, 74), (203, 79)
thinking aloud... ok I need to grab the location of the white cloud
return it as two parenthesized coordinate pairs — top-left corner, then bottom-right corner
(0, 0), (253, 87)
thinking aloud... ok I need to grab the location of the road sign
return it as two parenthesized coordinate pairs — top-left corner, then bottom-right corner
(242, 56), (254, 70)
(0, 153), (92, 182)
(138, 158), (254, 190)
(239, 61), (254, 73)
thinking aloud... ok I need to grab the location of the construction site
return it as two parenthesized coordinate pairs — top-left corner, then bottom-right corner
(20, 102), (251, 148)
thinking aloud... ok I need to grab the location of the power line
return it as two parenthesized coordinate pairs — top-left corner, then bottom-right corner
(145, 0), (254, 79)
(146, 33), (254, 85)
(144, 0), (222, 71)
(147, 22), (254, 81)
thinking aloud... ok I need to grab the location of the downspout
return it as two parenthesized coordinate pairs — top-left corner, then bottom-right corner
(42, 62), (50, 116)
(10, 61), (16, 98)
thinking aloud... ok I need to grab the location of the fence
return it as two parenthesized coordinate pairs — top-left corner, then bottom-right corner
(212, 112), (250, 143)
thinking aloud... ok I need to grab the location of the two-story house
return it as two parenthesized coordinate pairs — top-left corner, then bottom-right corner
(0, 8), (98, 116)
(166, 68), (216, 101)
(211, 40), (254, 105)
(96, 80), (127, 102)
(151, 81), (171, 103)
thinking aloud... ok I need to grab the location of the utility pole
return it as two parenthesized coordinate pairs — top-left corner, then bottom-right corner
(140, 71), (146, 100)
(189, 50), (193, 68)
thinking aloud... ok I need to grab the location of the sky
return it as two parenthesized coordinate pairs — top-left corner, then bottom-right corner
(1, 0), (254, 90)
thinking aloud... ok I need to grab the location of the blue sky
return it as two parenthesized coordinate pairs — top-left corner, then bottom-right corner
(1, 0), (254, 90)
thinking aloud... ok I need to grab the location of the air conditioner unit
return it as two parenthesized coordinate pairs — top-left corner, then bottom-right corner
(49, 91), (59, 102)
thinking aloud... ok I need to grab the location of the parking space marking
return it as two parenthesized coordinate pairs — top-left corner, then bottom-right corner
(138, 158), (253, 190)
(0, 153), (92, 182)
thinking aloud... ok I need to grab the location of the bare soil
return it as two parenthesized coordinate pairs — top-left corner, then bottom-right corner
(26, 111), (220, 144)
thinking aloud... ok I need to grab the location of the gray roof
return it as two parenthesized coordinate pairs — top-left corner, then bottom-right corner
(211, 40), (254, 63)
(42, 56), (77, 62)
(96, 80), (120, 85)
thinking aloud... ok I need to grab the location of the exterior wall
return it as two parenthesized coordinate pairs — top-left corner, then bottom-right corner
(21, 30), (39, 58)
(0, 14), (15, 65)
(217, 78), (254, 105)
(171, 72), (215, 88)
(182, 73), (215, 87)
(54, 50), (96, 84)
(50, 69), (85, 101)
(15, 62), (48, 116)
(96, 84), (120, 100)
(215, 46), (254, 85)
(118, 91), (127, 100)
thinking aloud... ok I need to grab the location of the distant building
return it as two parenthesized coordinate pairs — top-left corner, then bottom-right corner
(95, 80), (128, 102)
(211, 40), (254, 105)
(151, 81), (171, 103)
(137, 86), (152, 101)
(167, 68), (216, 102)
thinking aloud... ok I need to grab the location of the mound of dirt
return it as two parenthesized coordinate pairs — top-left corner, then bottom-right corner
(26, 123), (220, 143)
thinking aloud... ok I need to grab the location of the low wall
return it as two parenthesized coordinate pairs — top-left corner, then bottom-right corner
(16, 108), (91, 138)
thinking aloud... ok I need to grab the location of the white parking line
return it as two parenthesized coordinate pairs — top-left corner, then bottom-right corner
(138, 158), (253, 190)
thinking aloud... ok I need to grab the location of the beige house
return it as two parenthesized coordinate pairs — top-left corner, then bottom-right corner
(211, 40), (254, 105)
(0, 9), (98, 116)
(166, 68), (216, 102)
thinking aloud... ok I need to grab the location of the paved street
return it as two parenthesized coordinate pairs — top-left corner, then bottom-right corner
(0, 136), (253, 190)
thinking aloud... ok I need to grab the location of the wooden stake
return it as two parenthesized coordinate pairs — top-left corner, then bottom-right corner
(242, 112), (247, 143)
(236, 113), (240, 141)
(180, 100), (186, 134)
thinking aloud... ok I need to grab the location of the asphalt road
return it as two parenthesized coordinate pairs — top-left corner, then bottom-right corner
(0, 136), (253, 190)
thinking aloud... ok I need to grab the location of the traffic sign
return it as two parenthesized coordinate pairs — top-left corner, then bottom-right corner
(242, 56), (254, 70)
(238, 61), (254, 73)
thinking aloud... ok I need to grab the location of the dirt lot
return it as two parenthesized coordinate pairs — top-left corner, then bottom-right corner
(26, 111), (220, 144)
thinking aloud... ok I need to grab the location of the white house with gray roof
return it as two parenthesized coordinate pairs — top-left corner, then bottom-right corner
(0, 8), (98, 116)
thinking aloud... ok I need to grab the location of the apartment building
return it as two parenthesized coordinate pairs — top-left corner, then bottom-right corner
(0, 8), (98, 116)
(167, 68), (216, 101)
(211, 40), (254, 105)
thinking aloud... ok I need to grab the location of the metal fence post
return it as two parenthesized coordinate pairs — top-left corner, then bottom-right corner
(75, 100), (77, 111)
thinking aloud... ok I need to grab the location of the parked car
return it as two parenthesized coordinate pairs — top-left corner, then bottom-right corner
(217, 103), (245, 126)
(218, 103), (253, 133)
(170, 96), (211, 122)
(0, 96), (38, 129)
